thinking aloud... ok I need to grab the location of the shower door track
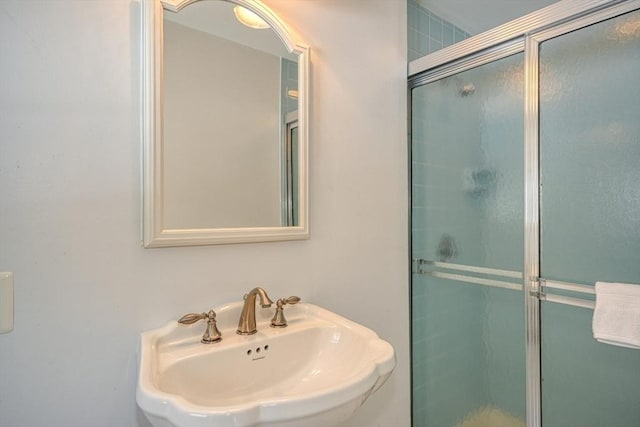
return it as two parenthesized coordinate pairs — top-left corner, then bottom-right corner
(408, 1), (640, 426)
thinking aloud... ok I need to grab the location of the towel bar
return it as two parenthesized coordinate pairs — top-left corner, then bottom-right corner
(412, 259), (597, 310)
(533, 277), (595, 310)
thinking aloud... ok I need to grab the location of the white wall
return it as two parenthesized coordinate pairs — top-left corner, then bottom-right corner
(0, 0), (408, 426)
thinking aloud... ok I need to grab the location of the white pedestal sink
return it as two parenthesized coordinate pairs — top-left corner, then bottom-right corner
(137, 302), (395, 427)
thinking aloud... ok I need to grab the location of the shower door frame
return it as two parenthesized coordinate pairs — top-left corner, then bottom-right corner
(408, 1), (640, 426)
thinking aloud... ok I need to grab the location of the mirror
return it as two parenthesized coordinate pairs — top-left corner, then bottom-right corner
(142, 0), (309, 247)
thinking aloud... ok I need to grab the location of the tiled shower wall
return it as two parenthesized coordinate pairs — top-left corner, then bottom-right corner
(407, 0), (470, 61)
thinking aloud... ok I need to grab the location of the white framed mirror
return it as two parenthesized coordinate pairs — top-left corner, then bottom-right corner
(141, 0), (309, 247)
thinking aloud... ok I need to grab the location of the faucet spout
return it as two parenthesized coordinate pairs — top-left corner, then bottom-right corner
(237, 287), (274, 335)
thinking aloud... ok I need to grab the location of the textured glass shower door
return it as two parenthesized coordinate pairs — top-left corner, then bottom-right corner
(538, 9), (640, 426)
(411, 52), (526, 427)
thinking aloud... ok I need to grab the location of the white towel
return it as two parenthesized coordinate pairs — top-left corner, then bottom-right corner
(592, 282), (640, 349)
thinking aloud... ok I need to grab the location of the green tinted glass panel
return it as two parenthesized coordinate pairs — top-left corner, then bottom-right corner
(539, 10), (640, 426)
(412, 52), (525, 427)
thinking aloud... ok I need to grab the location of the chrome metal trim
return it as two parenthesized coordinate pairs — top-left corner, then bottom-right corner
(542, 279), (596, 295)
(415, 259), (523, 279)
(531, 278), (596, 308)
(523, 33), (541, 427)
(530, 0), (640, 44)
(409, 39), (524, 88)
(540, 293), (596, 310)
(419, 270), (523, 292)
(408, 0), (624, 76)
(408, 77), (416, 425)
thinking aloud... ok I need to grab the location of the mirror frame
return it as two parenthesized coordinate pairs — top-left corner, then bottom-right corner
(141, 0), (310, 247)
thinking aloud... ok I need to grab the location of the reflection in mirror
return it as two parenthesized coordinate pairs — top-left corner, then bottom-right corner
(284, 113), (299, 226)
(142, 0), (309, 247)
(163, 1), (296, 229)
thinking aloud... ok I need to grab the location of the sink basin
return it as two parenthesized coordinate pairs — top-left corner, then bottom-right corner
(136, 302), (395, 427)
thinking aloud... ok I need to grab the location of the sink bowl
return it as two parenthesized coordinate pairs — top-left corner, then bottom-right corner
(136, 302), (395, 427)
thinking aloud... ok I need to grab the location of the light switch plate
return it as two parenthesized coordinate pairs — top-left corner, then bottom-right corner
(0, 272), (14, 334)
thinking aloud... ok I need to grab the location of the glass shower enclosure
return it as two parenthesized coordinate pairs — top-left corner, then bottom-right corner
(410, 2), (640, 426)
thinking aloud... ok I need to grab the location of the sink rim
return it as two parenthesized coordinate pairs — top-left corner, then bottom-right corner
(136, 302), (395, 427)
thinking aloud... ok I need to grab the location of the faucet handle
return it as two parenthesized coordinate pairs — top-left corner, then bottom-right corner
(271, 296), (300, 328)
(178, 312), (207, 324)
(178, 309), (222, 344)
(282, 296), (301, 305)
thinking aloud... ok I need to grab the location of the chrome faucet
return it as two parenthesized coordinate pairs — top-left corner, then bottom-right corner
(237, 287), (274, 335)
